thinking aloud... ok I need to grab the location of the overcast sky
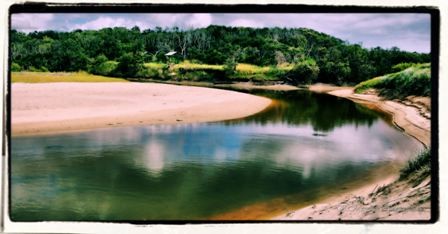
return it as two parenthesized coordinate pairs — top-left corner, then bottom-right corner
(11, 13), (431, 53)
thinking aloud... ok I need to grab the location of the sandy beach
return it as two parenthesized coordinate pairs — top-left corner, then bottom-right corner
(11, 82), (271, 136)
(274, 83), (432, 221)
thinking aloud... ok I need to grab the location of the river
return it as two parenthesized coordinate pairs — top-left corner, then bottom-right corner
(10, 89), (423, 221)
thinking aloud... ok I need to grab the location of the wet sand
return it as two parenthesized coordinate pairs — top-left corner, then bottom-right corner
(11, 82), (271, 136)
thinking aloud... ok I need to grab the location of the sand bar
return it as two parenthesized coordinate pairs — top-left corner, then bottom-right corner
(12, 82), (271, 136)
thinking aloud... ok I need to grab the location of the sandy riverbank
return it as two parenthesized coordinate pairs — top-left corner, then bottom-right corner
(309, 83), (430, 147)
(275, 174), (431, 221)
(274, 83), (432, 221)
(139, 79), (301, 91)
(11, 82), (271, 136)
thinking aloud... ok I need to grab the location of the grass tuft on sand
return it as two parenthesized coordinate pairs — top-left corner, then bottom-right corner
(11, 71), (128, 83)
(399, 149), (431, 186)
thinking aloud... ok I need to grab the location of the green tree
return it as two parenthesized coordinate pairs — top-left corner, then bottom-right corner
(115, 52), (144, 78)
(11, 62), (22, 72)
(10, 26), (430, 84)
(286, 58), (320, 85)
(223, 57), (237, 76)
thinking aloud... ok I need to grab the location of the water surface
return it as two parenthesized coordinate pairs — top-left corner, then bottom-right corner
(11, 90), (423, 221)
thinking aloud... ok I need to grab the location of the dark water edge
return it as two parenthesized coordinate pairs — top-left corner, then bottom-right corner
(10, 89), (423, 221)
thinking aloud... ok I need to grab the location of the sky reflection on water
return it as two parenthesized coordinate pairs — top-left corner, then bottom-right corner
(10, 90), (423, 221)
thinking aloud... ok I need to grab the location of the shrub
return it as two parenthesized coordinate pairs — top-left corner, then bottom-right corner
(98, 61), (118, 76)
(88, 55), (119, 76)
(223, 58), (237, 76)
(115, 52), (145, 78)
(285, 58), (320, 85)
(27, 66), (49, 72)
(265, 67), (287, 79)
(28, 66), (39, 72)
(11, 62), (22, 72)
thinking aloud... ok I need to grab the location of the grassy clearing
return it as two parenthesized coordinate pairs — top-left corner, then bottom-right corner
(145, 62), (289, 73)
(236, 63), (292, 74)
(231, 63), (292, 81)
(11, 72), (128, 83)
(141, 62), (292, 82)
(354, 63), (430, 99)
(174, 61), (223, 71)
(144, 62), (167, 69)
(236, 63), (271, 74)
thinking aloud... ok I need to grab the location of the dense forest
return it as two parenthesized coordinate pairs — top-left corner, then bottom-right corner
(11, 25), (430, 85)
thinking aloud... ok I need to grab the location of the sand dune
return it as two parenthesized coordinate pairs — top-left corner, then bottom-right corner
(11, 82), (271, 136)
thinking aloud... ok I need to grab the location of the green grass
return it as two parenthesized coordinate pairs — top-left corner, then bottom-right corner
(144, 62), (167, 69)
(236, 63), (292, 74)
(141, 62), (292, 82)
(145, 61), (223, 71)
(236, 63), (271, 74)
(11, 72), (128, 83)
(174, 61), (223, 71)
(354, 76), (386, 94)
(391, 62), (418, 73)
(354, 63), (430, 99)
(399, 149), (431, 184)
(233, 63), (292, 81)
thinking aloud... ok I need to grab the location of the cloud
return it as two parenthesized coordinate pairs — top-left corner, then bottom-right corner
(71, 16), (151, 30)
(229, 18), (264, 28)
(149, 14), (181, 28)
(186, 13), (212, 28)
(11, 14), (54, 32)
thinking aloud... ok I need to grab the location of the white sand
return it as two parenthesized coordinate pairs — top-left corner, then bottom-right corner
(12, 82), (271, 136)
(275, 175), (431, 221)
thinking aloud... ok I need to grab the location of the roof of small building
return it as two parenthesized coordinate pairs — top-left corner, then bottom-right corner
(165, 51), (177, 56)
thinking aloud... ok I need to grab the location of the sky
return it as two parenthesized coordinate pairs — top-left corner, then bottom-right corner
(11, 13), (431, 53)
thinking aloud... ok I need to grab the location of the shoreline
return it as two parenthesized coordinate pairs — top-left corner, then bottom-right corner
(12, 80), (432, 220)
(11, 82), (272, 136)
(208, 163), (402, 220)
(272, 83), (431, 221)
(308, 83), (430, 147)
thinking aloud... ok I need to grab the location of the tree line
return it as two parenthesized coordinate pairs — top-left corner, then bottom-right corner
(11, 25), (430, 85)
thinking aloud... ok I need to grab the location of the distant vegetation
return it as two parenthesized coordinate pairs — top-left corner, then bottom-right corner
(11, 72), (128, 83)
(354, 63), (430, 99)
(11, 26), (429, 85)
